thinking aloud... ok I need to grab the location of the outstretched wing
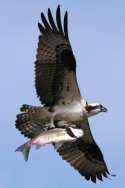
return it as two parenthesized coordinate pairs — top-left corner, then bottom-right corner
(56, 119), (110, 183)
(35, 5), (81, 105)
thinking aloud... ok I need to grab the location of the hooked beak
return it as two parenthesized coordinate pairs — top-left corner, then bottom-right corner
(101, 106), (108, 112)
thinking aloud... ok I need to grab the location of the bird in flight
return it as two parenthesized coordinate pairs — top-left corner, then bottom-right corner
(15, 5), (112, 183)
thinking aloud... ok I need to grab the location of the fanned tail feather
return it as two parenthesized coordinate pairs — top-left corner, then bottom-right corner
(15, 104), (49, 138)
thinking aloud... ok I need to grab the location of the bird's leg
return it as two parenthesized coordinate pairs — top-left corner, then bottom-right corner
(45, 116), (55, 129)
(50, 117), (55, 128)
(68, 124), (77, 128)
(54, 120), (68, 128)
(55, 120), (77, 128)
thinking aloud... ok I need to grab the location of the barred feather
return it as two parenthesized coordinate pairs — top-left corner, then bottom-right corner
(16, 104), (51, 138)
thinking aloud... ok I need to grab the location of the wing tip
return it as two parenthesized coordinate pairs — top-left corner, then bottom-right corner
(47, 7), (57, 31)
(64, 10), (69, 42)
(57, 5), (61, 11)
(56, 4), (63, 33)
(38, 22), (45, 33)
(41, 12), (51, 31)
(38, 5), (70, 43)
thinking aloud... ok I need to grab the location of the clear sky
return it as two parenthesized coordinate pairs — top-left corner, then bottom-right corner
(0, 0), (125, 187)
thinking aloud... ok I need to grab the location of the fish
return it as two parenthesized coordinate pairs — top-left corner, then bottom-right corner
(15, 127), (84, 162)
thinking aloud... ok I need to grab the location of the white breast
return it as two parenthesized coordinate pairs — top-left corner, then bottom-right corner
(54, 101), (84, 121)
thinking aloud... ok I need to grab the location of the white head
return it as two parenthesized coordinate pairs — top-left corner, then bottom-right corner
(82, 100), (107, 117)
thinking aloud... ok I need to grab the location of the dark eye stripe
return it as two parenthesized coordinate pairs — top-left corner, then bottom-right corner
(85, 105), (98, 112)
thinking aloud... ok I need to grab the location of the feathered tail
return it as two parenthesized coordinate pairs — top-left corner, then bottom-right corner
(15, 104), (51, 138)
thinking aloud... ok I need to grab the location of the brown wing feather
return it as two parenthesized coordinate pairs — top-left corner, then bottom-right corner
(35, 6), (81, 105)
(56, 119), (110, 183)
(57, 139), (110, 183)
(15, 105), (51, 138)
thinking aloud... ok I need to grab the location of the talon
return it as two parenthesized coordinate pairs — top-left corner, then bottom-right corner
(55, 120), (69, 128)
(45, 123), (55, 129)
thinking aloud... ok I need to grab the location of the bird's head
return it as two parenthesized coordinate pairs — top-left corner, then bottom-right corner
(84, 102), (108, 117)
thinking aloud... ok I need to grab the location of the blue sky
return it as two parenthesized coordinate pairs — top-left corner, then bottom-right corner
(0, 0), (125, 187)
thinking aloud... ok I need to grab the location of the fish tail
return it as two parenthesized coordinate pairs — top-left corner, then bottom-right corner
(15, 142), (31, 162)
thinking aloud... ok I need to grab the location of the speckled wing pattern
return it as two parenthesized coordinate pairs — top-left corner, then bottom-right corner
(35, 6), (81, 105)
(56, 118), (110, 183)
(16, 104), (50, 138)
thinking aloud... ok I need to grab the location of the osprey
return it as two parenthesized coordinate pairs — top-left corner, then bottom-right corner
(16, 5), (112, 183)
